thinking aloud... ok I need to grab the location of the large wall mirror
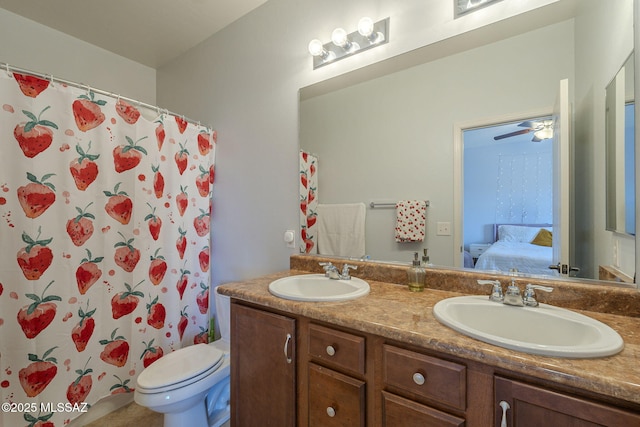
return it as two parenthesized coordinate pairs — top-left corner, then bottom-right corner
(299, 0), (636, 287)
(606, 53), (636, 237)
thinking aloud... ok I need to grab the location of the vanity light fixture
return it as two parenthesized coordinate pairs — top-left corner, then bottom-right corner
(455, 0), (503, 18)
(308, 17), (389, 69)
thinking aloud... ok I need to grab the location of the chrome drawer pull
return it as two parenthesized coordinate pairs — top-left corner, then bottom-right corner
(326, 345), (336, 356)
(412, 372), (426, 385)
(326, 406), (336, 417)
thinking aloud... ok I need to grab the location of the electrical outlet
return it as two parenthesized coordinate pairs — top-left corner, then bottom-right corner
(436, 222), (451, 236)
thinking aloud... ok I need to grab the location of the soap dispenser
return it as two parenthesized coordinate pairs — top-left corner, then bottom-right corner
(407, 252), (426, 292)
(421, 248), (432, 267)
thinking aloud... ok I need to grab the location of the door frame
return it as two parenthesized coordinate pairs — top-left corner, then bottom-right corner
(452, 107), (554, 268)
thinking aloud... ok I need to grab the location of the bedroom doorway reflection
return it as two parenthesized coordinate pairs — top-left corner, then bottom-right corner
(461, 115), (558, 277)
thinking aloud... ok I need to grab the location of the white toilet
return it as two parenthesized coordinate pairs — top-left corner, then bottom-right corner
(134, 287), (231, 427)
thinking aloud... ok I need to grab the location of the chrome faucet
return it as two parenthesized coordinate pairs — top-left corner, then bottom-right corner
(503, 268), (524, 306)
(523, 284), (553, 307)
(319, 262), (357, 280)
(340, 263), (357, 279)
(477, 280), (504, 303)
(478, 275), (553, 308)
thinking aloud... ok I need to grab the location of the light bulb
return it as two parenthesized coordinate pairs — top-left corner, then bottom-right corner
(331, 28), (348, 47)
(308, 39), (325, 57)
(357, 17), (374, 37)
(534, 128), (553, 141)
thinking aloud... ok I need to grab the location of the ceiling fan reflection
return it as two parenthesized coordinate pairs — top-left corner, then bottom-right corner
(493, 119), (554, 142)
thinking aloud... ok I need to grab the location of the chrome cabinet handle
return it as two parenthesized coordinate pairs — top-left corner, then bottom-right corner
(284, 333), (292, 364)
(326, 345), (336, 356)
(326, 406), (336, 417)
(412, 372), (426, 385)
(499, 400), (511, 427)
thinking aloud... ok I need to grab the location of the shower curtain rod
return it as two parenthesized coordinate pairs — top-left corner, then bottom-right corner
(1, 61), (211, 130)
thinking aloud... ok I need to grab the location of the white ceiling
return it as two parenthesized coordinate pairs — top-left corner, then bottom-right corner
(0, 0), (268, 68)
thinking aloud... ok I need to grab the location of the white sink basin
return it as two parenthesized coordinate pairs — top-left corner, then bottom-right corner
(269, 274), (370, 302)
(433, 296), (624, 358)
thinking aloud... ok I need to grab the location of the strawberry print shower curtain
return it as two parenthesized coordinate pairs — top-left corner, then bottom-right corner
(299, 150), (318, 254)
(0, 70), (215, 426)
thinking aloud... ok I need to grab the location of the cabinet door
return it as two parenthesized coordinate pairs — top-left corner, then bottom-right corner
(495, 376), (640, 427)
(231, 303), (296, 427)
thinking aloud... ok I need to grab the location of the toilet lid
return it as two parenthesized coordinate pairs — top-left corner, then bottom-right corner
(137, 343), (224, 390)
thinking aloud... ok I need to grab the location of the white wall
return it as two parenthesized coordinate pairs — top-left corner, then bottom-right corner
(300, 21), (572, 265)
(0, 8), (156, 104)
(157, 0), (570, 285)
(573, 0), (635, 279)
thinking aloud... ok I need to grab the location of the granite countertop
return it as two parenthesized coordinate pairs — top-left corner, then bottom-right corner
(217, 270), (640, 406)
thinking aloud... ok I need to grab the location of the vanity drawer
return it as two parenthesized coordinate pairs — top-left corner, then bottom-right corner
(383, 344), (466, 411)
(308, 363), (365, 427)
(382, 391), (465, 427)
(308, 323), (365, 376)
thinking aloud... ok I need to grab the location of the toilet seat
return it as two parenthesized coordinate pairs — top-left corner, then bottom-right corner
(136, 344), (224, 394)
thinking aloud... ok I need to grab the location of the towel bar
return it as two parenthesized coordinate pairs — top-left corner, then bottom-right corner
(369, 201), (430, 209)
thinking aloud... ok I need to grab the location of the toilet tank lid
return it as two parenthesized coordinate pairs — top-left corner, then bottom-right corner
(137, 344), (224, 389)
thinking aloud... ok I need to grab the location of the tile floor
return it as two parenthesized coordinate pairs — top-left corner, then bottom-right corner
(83, 401), (232, 427)
(84, 402), (162, 427)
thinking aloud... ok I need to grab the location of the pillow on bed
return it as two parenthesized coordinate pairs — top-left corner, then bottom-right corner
(530, 229), (553, 246)
(497, 225), (543, 243)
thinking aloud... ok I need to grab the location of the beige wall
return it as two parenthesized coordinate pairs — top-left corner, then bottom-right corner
(0, 8), (156, 104)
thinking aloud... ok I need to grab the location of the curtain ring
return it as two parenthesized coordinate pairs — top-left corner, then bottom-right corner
(48, 74), (54, 85)
(5, 63), (12, 76)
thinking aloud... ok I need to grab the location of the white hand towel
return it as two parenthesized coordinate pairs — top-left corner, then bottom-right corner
(317, 203), (366, 257)
(395, 200), (426, 242)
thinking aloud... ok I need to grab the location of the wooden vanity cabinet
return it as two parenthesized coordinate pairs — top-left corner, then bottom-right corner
(230, 303), (296, 427)
(494, 376), (640, 427)
(230, 300), (639, 427)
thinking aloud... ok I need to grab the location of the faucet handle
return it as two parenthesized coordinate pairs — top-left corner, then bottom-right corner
(319, 262), (333, 271)
(341, 264), (357, 279)
(319, 262), (335, 277)
(523, 284), (553, 307)
(478, 280), (504, 303)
